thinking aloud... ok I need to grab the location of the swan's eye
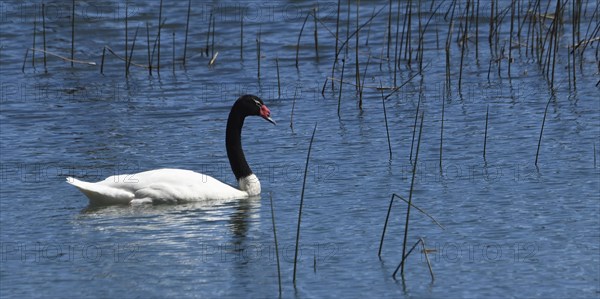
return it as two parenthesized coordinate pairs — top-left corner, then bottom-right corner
(253, 99), (262, 107)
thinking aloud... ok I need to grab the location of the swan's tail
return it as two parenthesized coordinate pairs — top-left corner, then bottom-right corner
(66, 177), (134, 204)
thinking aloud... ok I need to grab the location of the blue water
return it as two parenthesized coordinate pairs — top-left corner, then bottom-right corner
(1, 0), (599, 298)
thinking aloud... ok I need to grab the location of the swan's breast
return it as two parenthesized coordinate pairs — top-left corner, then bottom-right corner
(238, 174), (261, 196)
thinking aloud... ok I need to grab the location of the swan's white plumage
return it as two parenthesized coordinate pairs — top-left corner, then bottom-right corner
(66, 168), (255, 205)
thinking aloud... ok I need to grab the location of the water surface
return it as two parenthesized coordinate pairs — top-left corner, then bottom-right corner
(1, 1), (599, 298)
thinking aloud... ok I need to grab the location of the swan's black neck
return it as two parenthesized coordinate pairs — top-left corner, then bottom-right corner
(226, 106), (252, 180)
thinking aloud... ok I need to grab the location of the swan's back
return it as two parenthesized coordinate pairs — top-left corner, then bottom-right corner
(67, 168), (248, 205)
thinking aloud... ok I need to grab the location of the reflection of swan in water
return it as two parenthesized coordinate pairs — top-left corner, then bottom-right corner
(79, 197), (261, 241)
(76, 199), (263, 295)
(68, 95), (275, 205)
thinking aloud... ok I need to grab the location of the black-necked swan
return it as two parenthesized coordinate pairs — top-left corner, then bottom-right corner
(66, 94), (276, 205)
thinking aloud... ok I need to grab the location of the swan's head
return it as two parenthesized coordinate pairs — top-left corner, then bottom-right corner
(236, 95), (276, 125)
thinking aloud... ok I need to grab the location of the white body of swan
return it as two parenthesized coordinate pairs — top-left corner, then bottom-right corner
(66, 169), (260, 205)
(67, 95), (274, 205)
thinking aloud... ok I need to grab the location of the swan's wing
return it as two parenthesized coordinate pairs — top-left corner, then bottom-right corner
(68, 168), (247, 204)
(129, 169), (248, 202)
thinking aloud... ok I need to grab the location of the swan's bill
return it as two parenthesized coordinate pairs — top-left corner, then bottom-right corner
(259, 104), (276, 125)
(264, 116), (276, 125)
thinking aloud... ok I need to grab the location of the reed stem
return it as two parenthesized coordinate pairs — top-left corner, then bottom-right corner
(379, 192), (445, 260)
(334, 0), (341, 59)
(387, 0), (393, 58)
(269, 193), (282, 297)
(146, 22), (152, 75)
(439, 95), (445, 167)
(101, 46), (106, 74)
(358, 55), (370, 110)
(127, 26), (139, 75)
(276, 56), (281, 98)
(256, 28), (261, 81)
(355, 0), (360, 90)
(535, 96), (552, 166)
(332, 0), (341, 90)
(409, 95), (421, 161)
(211, 13), (216, 59)
(296, 12), (311, 68)
(172, 32), (175, 72)
(293, 123), (318, 287)
(403, 0), (412, 63)
(313, 7), (319, 62)
(22, 48), (29, 73)
(508, 0), (515, 78)
(71, 0), (75, 68)
(206, 10), (212, 57)
(400, 111), (424, 276)
(290, 88), (297, 130)
(392, 0), (401, 86)
(240, 17), (244, 60)
(125, 1), (128, 75)
(393, 239), (421, 279)
(30, 48), (95, 66)
(475, 0), (480, 61)
(42, 3), (47, 72)
(183, 0), (191, 65)
(32, 17), (36, 68)
(484, 105), (489, 159)
(378, 193), (397, 258)
(157, 0), (163, 75)
(459, 1), (469, 91)
(381, 85), (392, 160)
(338, 58), (346, 118)
(420, 238), (435, 281)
